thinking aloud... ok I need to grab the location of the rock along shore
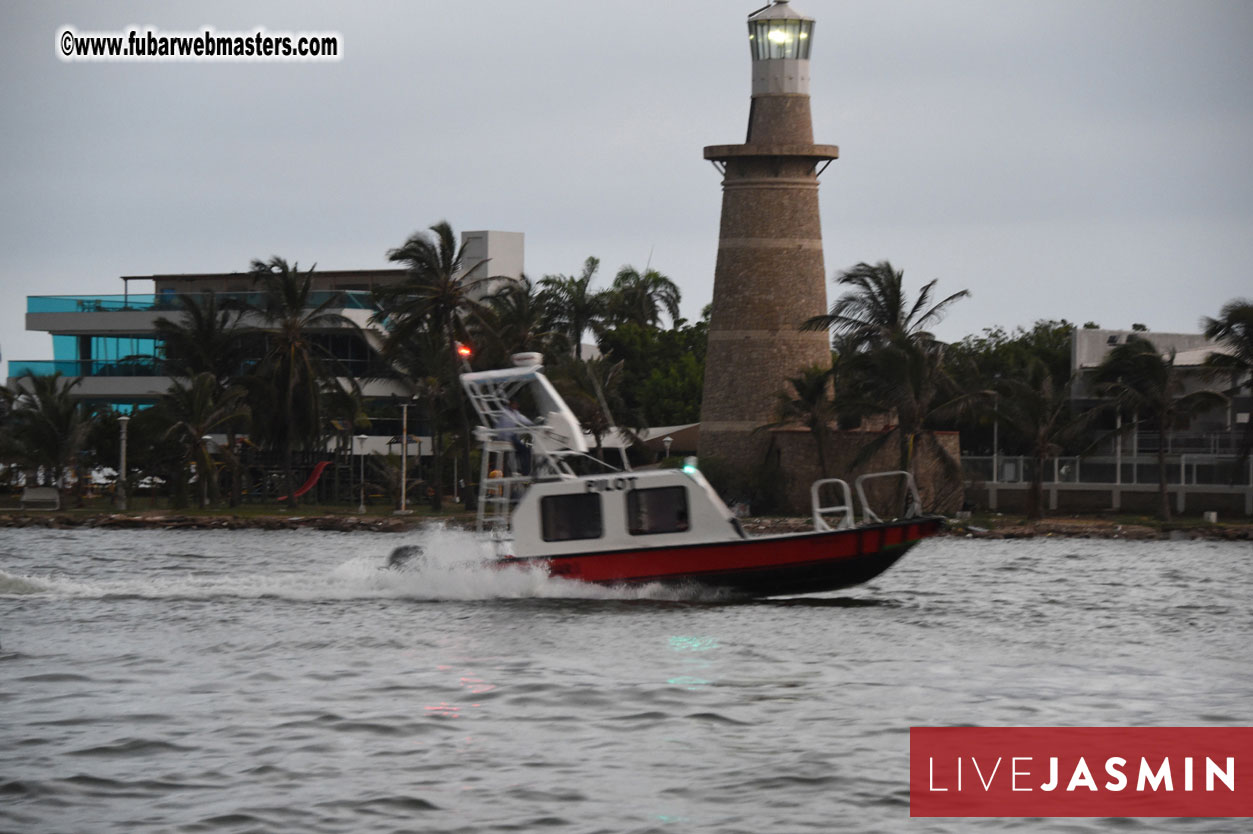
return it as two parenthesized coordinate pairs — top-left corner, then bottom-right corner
(2, 511), (1247, 540)
(741, 516), (1252, 541)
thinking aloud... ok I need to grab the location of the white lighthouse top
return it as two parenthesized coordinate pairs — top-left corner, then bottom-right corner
(748, 1), (812, 23)
(747, 0), (813, 93)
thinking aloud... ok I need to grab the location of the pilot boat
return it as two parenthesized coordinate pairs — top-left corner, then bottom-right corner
(452, 354), (942, 597)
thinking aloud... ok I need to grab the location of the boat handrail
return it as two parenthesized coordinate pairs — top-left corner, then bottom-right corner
(854, 470), (923, 524)
(810, 478), (855, 531)
(549, 448), (623, 474)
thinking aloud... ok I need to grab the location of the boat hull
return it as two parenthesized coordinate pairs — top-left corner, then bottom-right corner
(520, 516), (944, 597)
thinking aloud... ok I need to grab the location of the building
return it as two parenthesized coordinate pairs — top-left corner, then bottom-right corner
(7, 231), (525, 410)
(698, 0), (838, 472)
(1070, 329), (1248, 436)
(964, 328), (1252, 516)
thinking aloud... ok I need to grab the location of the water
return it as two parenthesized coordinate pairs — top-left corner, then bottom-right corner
(1, 526), (1249, 833)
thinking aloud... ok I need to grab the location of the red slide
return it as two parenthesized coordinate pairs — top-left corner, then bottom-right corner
(277, 460), (332, 501)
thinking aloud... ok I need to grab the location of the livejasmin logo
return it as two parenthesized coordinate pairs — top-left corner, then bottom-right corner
(909, 727), (1253, 818)
(928, 753), (1234, 793)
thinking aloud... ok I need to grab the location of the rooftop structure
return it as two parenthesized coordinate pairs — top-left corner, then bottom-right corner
(1069, 328), (1248, 433)
(7, 231), (524, 408)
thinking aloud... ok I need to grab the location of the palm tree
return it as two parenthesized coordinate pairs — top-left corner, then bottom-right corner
(549, 357), (632, 462)
(154, 292), (251, 505)
(372, 326), (451, 511)
(248, 256), (358, 509)
(802, 261), (969, 347)
(994, 362), (1096, 519)
(539, 257), (607, 359)
(606, 265), (681, 329)
(796, 263), (973, 512)
(766, 365), (836, 478)
(1094, 335), (1226, 521)
(1201, 299), (1253, 464)
(160, 373), (250, 508)
(1, 372), (91, 495)
(376, 221), (493, 351)
(152, 292), (245, 385)
(411, 373), (450, 510)
(376, 221), (496, 509)
(321, 379), (372, 505)
(838, 335), (975, 513)
(478, 275), (556, 364)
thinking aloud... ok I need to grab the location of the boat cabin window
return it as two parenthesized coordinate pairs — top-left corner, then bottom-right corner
(627, 486), (689, 536)
(540, 493), (603, 542)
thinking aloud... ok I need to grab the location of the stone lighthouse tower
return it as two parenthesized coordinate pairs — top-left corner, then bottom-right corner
(698, 0), (838, 472)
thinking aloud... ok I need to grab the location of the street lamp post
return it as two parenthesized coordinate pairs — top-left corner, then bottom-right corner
(116, 415), (130, 511)
(356, 434), (368, 514)
(662, 435), (673, 462)
(991, 392), (999, 485)
(396, 401), (414, 515)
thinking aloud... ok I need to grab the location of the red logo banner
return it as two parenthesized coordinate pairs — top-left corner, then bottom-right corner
(910, 727), (1253, 818)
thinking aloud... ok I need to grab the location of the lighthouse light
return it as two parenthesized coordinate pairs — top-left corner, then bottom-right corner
(749, 16), (813, 61)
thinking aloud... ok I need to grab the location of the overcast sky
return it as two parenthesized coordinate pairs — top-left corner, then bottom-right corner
(3, 0), (1251, 377)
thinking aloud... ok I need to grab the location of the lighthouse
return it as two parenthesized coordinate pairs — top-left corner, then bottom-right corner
(698, 0), (838, 472)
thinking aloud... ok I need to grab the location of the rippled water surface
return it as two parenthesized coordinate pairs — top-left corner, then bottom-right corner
(1, 526), (1249, 833)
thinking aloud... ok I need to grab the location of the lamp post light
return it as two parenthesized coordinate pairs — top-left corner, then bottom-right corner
(662, 435), (673, 462)
(356, 434), (368, 514)
(116, 414), (130, 511)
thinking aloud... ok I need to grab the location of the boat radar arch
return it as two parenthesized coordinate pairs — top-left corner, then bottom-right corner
(461, 364), (589, 456)
(512, 352), (543, 367)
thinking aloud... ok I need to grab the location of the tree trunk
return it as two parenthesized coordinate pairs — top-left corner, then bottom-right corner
(73, 459), (86, 509)
(894, 431), (914, 518)
(228, 429), (241, 508)
(456, 395), (475, 511)
(172, 464), (189, 509)
(1027, 453), (1045, 520)
(1156, 426), (1171, 522)
(334, 434), (342, 504)
(445, 322), (477, 512)
(812, 425), (828, 479)
(430, 416), (443, 512)
(283, 383), (297, 510)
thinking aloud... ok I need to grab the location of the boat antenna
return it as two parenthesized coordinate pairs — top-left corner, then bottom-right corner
(588, 360), (632, 472)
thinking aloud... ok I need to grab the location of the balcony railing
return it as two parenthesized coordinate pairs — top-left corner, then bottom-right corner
(27, 291), (377, 314)
(8, 359), (167, 377)
(964, 454), (1252, 487)
(8, 356), (389, 380)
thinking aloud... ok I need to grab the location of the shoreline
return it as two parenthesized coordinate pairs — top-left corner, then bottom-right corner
(1, 510), (1250, 540)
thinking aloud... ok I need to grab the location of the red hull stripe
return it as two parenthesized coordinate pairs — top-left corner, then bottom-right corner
(530, 518), (943, 585)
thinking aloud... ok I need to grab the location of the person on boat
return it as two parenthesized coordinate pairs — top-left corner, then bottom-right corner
(496, 399), (534, 475)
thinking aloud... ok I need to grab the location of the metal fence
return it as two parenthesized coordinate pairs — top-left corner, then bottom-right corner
(964, 455), (1252, 487)
(27, 291), (376, 313)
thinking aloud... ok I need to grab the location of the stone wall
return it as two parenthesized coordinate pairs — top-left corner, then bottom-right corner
(966, 483), (1252, 517)
(769, 427), (963, 517)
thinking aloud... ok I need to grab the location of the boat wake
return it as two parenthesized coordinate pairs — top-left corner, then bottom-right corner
(0, 525), (727, 603)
